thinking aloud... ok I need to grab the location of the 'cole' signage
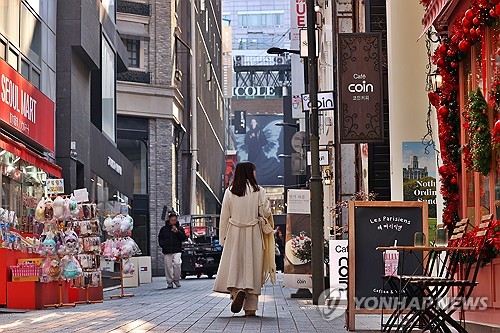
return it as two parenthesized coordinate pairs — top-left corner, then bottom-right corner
(338, 33), (384, 143)
(232, 86), (276, 97)
(0, 58), (55, 152)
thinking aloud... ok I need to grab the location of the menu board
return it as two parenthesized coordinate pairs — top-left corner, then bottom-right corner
(347, 201), (428, 330)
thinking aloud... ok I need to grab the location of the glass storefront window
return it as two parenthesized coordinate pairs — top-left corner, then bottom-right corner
(264, 187), (284, 215)
(462, 57), (476, 223)
(20, 3), (41, 65)
(102, 36), (116, 141)
(101, 0), (115, 22)
(0, 0), (20, 46)
(117, 138), (148, 194)
(89, 175), (130, 217)
(0, 149), (50, 232)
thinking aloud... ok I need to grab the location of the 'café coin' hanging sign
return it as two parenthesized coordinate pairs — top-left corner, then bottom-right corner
(338, 33), (384, 143)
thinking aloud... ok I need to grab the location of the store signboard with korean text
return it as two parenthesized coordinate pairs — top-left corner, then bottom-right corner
(338, 33), (384, 143)
(0, 58), (55, 152)
(283, 189), (312, 289)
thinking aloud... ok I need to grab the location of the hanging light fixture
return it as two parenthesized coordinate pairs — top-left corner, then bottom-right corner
(428, 69), (443, 92)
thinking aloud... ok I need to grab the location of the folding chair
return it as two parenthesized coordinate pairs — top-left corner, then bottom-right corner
(412, 214), (494, 333)
(382, 219), (469, 332)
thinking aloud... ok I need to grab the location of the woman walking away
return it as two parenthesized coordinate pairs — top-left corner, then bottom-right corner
(213, 162), (276, 316)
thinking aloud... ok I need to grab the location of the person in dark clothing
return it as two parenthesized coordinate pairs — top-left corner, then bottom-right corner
(158, 213), (187, 288)
(275, 229), (285, 273)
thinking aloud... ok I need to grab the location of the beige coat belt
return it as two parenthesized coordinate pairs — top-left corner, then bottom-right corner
(228, 218), (265, 249)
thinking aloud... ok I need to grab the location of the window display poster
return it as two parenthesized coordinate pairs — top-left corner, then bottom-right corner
(46, 179), (64, 195)
(402, 142), (437, 236)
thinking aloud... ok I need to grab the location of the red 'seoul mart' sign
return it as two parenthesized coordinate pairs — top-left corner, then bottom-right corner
(0, 58), (55, 152)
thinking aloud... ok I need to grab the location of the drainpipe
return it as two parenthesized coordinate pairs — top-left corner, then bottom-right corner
(189, 0), (198, 215)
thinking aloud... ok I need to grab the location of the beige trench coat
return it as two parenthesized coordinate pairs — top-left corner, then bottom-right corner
(213, 186), (271, 295)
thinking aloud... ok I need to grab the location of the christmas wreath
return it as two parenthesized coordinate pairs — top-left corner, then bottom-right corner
(428, 0), (500, 228)
(463, 88), (492, 175)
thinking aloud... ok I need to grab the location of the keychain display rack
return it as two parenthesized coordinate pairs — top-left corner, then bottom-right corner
(35, 195), (98, 308)
(73, 203), (103, 304)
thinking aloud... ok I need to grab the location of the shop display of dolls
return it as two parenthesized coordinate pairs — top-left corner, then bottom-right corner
(36, 197), (102, 284)
(102, 214), (141, 279)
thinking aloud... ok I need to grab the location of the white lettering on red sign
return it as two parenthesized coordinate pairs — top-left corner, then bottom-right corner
(1, 74), (37, 124)
(296, 0), (306, 27)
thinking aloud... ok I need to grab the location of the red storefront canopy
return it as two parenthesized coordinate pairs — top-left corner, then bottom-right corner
(419, 0), (452, 39)
(0, 132), (62, 177)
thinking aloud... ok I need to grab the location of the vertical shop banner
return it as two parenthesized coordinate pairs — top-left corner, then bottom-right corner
(290, 0), (306, 120)
(0, 58), (55, 152)
(338, 33), (384, 143)
(232, 114), (284, 186)
(283, 189), (312, 288)
(402, 142), (437, 230)
(329, 239), (348, 300)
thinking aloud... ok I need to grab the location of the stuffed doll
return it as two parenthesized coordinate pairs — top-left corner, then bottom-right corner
(49, 259), (61, 279)
(41, 238), (57, 255)
(120, 215), (134, 235)
(122, 258), (135, 275)
(44, 198), (54, 220)
(62, 256), (82, 280)
(35, 199), (46, 222)
(63, 231), (79, 254)
(53, 196), (65, 220)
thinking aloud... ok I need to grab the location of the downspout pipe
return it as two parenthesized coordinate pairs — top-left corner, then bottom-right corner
(190, 0), (198, 215)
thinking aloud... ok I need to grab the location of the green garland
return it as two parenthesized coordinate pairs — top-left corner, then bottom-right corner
(463, 88), (492, 176)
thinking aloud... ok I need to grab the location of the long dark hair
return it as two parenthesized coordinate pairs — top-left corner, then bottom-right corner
(230, 162), (260, 197)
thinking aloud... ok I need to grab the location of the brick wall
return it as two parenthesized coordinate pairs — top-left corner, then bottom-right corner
(231, 98), (284, 115)
(150, 0), (175, 86)
(149, 118), (175, 275)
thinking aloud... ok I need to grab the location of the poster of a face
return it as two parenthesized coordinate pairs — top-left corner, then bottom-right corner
(233, 115), (284, 186)
(402, 142), (437, 220)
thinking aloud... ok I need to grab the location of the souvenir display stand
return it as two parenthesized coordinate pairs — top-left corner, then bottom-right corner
(71, 205), (103, 304)
(102, 214), (141, 299)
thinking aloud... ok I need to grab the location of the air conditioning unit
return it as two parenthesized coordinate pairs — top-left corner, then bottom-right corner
(234, 55), (244, 66)
(274, 56), (285, 65)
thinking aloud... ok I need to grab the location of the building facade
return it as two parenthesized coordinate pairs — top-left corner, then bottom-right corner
(55, 0), (134, 236)
(116, 0), (224, 275)
(222, 0), (291, 52)
(0, 0), (63, 236)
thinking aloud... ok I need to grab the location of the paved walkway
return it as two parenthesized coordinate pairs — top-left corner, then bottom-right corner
(0, 275), (378, 333)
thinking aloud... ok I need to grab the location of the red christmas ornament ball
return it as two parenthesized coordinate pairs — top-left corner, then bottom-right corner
(439, 165), (449, 175)
(462, 17), (473, 29)
(476, 27), (482, 36)
(451, 61), (458, 68)
(465, 9), (475, 21)
(438, 44), (447, 55)
(490, 8), (497, 18)
(437, 57), (447, 68)
(438, 106), (449, 118)
(459, 40), (471, 52)
(494, 119), (500, 132)
(451, 35), (460, 43)
(496, 4), (500, 17)
(473, 17), (480, 25)
(450, 177), (458, 185)
(482, 110), (487, 115)
(470, 28), (477, 36)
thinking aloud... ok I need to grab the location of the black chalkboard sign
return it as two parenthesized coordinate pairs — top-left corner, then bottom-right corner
(347, 201), (428, 331)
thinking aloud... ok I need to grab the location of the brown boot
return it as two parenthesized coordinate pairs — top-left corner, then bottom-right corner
(245, 310), (257, 317)
(231, 290), (246, 313)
